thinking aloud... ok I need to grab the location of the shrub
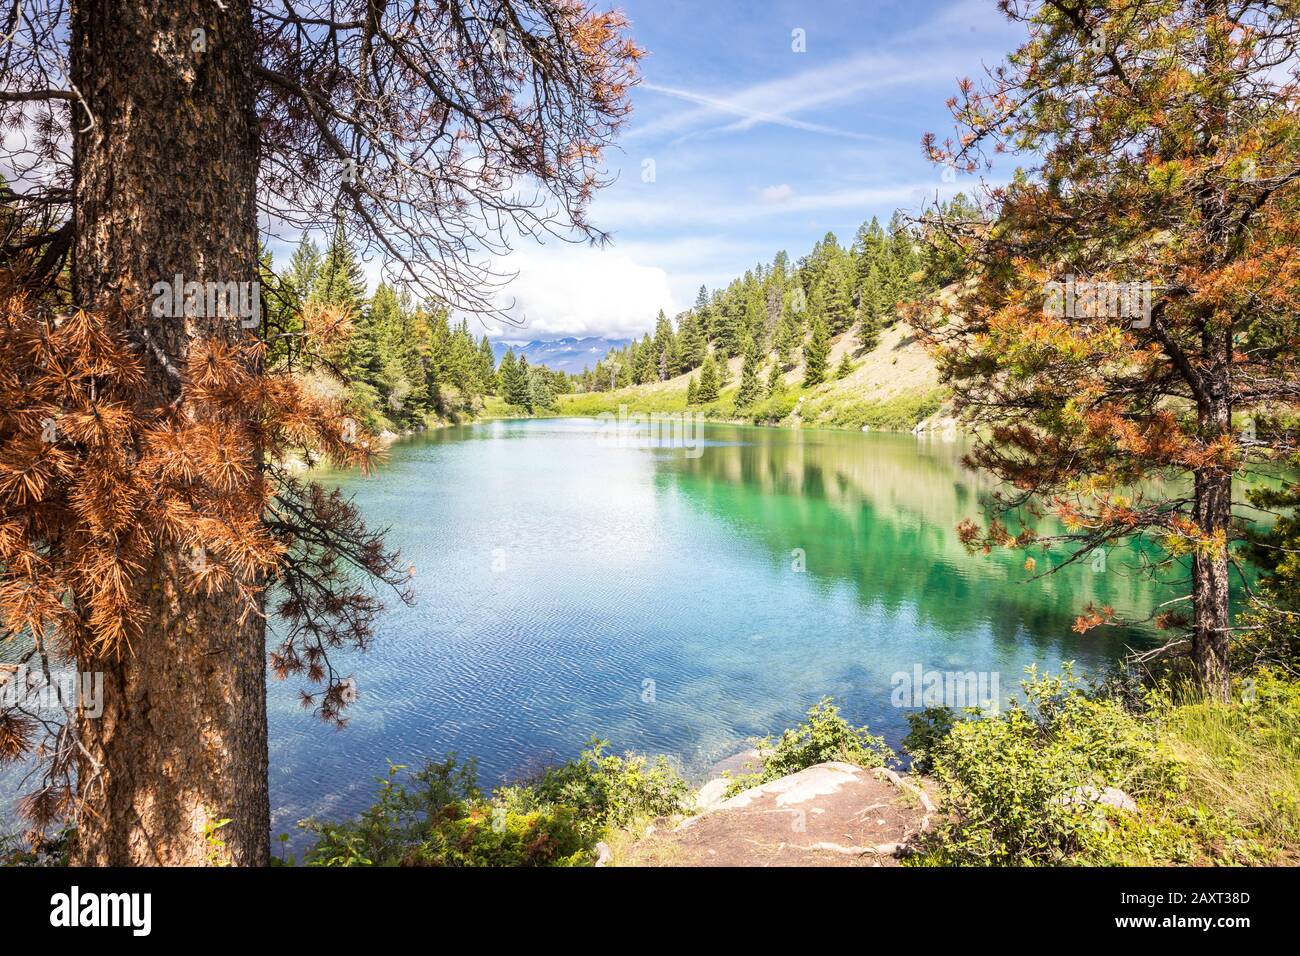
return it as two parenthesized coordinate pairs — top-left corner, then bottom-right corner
(748, 392), (799, 424)
(301, 755), (591, 867)
(302, 741), (689, 866)
(727, 697), (894, 795)
(918, 666), (1185, 865)
(498, 738), (689, 837)
(902, 705), (962, 773)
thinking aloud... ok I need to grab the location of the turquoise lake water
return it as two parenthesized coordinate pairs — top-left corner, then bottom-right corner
(264, 417), (1163, 841)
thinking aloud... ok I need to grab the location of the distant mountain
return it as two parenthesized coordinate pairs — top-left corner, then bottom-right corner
(491, 336), (632, 374)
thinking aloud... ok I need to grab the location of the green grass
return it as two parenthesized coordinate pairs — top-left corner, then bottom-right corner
(478, 395), (566, 420)
(557, 379), (944, 433)
(560, 388), (694, 417)
(1162, 671), (1300, 857)
(800, 387), (947, 432)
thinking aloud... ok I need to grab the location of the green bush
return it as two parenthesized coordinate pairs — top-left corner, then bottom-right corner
(748, 392), (799, 424)
(917, 666), (1185, 865)
(302, 741), (688, 866)
(301, 756), (590, 866)
(902, 705), (962, 773)
(727, 697), (894, 795)
(497, 738), (689, 838)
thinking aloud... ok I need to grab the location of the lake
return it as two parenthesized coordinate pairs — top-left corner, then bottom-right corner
(266, 417), (1162, 842)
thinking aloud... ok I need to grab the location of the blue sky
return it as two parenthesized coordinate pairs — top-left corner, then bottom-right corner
(487, 0), (1024, 341)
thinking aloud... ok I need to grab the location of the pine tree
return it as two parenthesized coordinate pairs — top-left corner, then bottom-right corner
(711, 283), (743, 356)
(914, 0), (1300, 698)
(775, 283), (805, 367)
(633, 333), (656, 384)
(287, 237), (323, 302)
(363, 283), (407, 420)
(803, 231), (841, 290)
(527, 363), (558, 410)
(859, 260), (890, 331)
(852, 217), (887, 296)
(697, 352), (720, 403)
(653, 310), (678, 379)
(314, 230), (370, 377)
(818, 253), (856, 335)
(766, 362), (784, 396)
(313, 229), (367, 316)
(735, 335), (763, 409)
(686, 375), (699, 405)
(857, 295), (882, 353)
(742, 275), (767, 349)
(835, 352), (854, 380)
(497, 348), (526, 408)
(477, 336), (496, 394)
(511, 353), (534, 410)
(803, 312), (830, 387)
(678, 310), (706, 369)
(693, 284), (710, 320)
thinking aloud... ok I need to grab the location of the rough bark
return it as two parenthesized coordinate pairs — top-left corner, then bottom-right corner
(69, 0), (268, 865)
(1191, 373), (1233, 703)
(1192, 467), (1233, 703)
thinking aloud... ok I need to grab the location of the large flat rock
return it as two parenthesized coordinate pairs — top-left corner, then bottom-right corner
(620, 762), (934, 867)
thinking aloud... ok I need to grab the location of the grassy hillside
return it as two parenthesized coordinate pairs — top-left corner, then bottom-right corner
(558, 321), (947, 432)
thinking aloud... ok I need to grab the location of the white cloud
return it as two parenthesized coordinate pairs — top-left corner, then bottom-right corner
(489, 244), (678, 340)
(759, 184), (794, 203)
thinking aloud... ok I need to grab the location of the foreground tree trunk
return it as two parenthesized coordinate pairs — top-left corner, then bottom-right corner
(70, 0), (268, 865)
(1192, 467), (1233, 703)
(1191, 372), (1233, 703)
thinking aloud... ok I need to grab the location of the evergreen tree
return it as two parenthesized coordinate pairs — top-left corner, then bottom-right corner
(313, 230), (370, 378)
(693, 285), (711, 339)
(859, 259), (890, 331)
(287, 237), (323, 302)
(817, 253), (856, 335)
(857, 296), (882, 353)
(766, 362), (784, 396)
(711, 282), (742, 356)
(920, 192), (985, 287)
(775, 283), (805, 367)
(527, 363), (558, 410)
(477, 336), (497, 393)
(686, 375), (699, 405)
(632, 333), (656, 384)
(678, 310), (706, 369)
(835, 352), (854, 380)
(312, 229), (367, 316)
(735, 335), (763, 409)
(364, 283), (408, 415)
(697, 352), (720, 403)
(803, 312), (830, 387)
(852, 217), (887, 295)
(742, 274), (767, 349)
(498, 348), (528, 408)
(515, 354), (534, 409)
(653, 310), (679, 379)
